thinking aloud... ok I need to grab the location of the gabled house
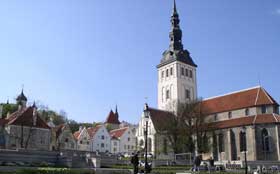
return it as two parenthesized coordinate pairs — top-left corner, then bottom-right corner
(136, 105), (175, 159)
(87, 124), (110, 153)
(74, 126), (91, 151)
(48, 121), (76, 151)
(110, 126), (136, 155)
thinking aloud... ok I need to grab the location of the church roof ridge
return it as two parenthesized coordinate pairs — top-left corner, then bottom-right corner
(203, 85), (261, 101)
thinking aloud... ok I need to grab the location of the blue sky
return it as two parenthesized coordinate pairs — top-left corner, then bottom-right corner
(0, 0), (279, 123)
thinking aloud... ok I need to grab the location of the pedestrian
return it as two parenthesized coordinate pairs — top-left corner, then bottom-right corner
(131, 152), (139, 174)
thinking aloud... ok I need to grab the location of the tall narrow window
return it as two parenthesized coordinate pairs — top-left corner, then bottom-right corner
(166, 90), (170, 100)
(189, 70), (193, 78)
(239, 131), (246, 152)
(166, 69), (169, 77)
(170, 67), (173, 76)
(261, 105), (267, 114)
(185, 69), (188, 77)
(185, 89), (190, 99)
(214, 114), (218, 121)
(218, 133), (224, 152)
(161, 71), (164, 78)
(181, 67), (184, 76)
(261, 128), (270, 152)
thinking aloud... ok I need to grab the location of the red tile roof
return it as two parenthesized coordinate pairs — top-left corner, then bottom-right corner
(147, 107), (175, 132)
(208, 114), (280, 130)
(73, 131), (81, 140)
(87, 125), (102, 138)
(110, 127), (128, 138)
(4, 107), (50, 129)
(105, 110), (120, 124)
(202, 86), (278, 115)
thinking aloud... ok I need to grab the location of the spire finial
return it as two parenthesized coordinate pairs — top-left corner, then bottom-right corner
(115, 105), (118, 114)
(173, 0), (177, 14)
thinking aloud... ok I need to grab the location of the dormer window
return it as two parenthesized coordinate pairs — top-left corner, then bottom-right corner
(261, 105), (267, 114)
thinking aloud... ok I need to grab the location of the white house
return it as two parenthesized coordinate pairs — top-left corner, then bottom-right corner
(87, 124), (110, 153)
(110, 126), (136, 155)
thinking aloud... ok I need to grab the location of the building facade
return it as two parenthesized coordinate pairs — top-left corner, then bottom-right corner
(87, 124), (111, 153)
(137, 0), (280, 166)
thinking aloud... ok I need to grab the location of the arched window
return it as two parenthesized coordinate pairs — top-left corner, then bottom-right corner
(230, 129), (237, 160)
(239, 130), (246, 152)
(261, 128), (270, 152)
(218, 133), (224, 152)
(139, 139), (144, 146)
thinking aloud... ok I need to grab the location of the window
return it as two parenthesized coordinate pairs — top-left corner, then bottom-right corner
(161, 71), (164, 78)
(163, 139), (168, 154)
(128, 137), (130, 141)
(274, 106), (279, 114)
(218, 133), (224, 152)
(114, 142), (117, 146)
(124, 145), (126, 149)
(185, 89), (190, 99)
(228, 112), (232, 119)
(185, 69), (188, 77)
(65, 138), (69, 143)
(230, 129), (237, 160)
(101, 143), (104, 148)
(261, 105), (267, 114)
(181, 67), (184, 76)
(245, 108), (250, 116)
(214, 114), (218, 121)
(261, 128), (270, 152)
(128, 145), (130, 149)
(170, 68), (173, 76)
(239, 131), (246, 152)
(166, 69), (169, 77)
(101, 135), (105, 140)
(189, 70), (193, 78)
(166, 90), (170, 99)
(87, 141), (89, 145)
(80, 141), (83, 144)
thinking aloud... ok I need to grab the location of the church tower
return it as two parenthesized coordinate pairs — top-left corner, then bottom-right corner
(157, 0), (197, 111)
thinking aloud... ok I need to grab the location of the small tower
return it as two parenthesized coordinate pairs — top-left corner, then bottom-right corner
(16, 89), (27, 110)
(157, 0), (197, 111)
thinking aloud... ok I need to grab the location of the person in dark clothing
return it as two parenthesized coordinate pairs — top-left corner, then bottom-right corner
(131, 152), (139, 174)
(193, 156), (201, 171)
(209, 157), (214, 167)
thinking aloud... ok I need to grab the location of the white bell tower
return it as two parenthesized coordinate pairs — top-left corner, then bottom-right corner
(157, 0), (197, 111)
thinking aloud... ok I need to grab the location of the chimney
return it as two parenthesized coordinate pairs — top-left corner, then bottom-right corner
(0, 105), (2, 119)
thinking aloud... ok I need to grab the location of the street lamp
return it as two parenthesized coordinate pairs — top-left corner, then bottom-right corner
(143, 103), (150, 174)
(241, 127), (248, 174)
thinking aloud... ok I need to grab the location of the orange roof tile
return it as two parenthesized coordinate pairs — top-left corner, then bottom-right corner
(202, 86), (278, 115)
(110, 127), (128, 138)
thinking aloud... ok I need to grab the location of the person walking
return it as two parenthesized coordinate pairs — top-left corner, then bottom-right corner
(131, 152), (139, 174)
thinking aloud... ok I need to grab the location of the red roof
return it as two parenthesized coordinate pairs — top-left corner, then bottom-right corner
(3, 107), (50, 129)
(208, 114), (280, 130)
(105, 110), (120, 124)
(148, 107), (176, 131)
(202, 86), (278, 115)
(87, 125), (102, 138)
(110, 127), (128, 138)
(73, 131), (80, 140)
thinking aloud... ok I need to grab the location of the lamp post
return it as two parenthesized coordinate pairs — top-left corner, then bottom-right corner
(143, 103), (150, 174)
(241, 127), (248, 174)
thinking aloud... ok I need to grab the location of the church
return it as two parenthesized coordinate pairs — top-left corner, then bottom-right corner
(136, 0), (280, 167)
